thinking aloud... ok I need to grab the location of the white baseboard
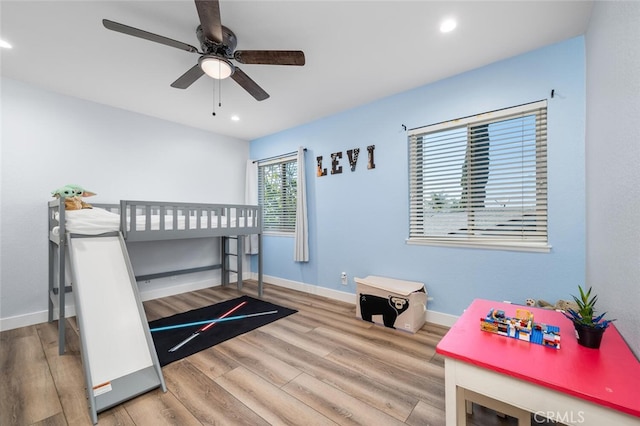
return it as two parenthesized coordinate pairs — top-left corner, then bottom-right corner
(252, 273), (459, 328)
(0, 277), (223, 332)
(0, 309), (66, 332)
(255, 273), (357, 304)
(426, 310), (459, 328)
(138, 277), (220, 301)
(1, 272), (458, 331)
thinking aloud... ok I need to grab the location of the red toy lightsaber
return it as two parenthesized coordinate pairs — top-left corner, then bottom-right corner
(168, 300), (247, 352)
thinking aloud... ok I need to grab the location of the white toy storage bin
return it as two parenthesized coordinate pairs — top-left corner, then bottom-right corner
(355, 275), (427, 333)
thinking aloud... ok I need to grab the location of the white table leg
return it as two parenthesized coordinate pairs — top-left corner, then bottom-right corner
(444, 358), (460, 425)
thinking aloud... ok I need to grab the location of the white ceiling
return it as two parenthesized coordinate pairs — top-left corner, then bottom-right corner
(1, 1), (593, 141)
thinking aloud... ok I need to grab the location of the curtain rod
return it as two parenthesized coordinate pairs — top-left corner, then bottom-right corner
(253, 148), (306, 164)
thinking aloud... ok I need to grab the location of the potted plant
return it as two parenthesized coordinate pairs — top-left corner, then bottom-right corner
(563, 285), (615, 349)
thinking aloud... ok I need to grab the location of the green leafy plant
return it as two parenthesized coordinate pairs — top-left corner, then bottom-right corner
(563, 285), (615, 329)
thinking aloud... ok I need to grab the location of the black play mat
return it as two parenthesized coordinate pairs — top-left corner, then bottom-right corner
(148, 295), (297, 366)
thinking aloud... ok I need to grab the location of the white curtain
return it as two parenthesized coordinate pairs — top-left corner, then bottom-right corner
(294, 147), (309, 262)
(244, 160), (259, 254)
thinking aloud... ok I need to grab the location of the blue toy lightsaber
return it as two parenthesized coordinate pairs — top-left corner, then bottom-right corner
(168, 300), (247, 352)
(151, 309), (279, 332)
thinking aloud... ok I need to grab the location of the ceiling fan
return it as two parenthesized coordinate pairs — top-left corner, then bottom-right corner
(103, 0), (305, 101)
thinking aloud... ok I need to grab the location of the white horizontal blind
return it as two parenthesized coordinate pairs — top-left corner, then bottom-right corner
(408, 101), (548, 249)
(258, 156), (298, 233)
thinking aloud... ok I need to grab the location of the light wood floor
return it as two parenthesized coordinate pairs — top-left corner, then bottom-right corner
(1, 281), (525, 426)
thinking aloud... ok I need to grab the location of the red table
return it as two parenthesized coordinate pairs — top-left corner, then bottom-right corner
(436, 299), (640, 425)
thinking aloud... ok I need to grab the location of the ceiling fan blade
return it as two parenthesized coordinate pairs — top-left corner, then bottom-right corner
(171, 64), (205, 89)
(195, 0), (223, 43)
(103, 19), (199, 53)
(234, 50), (305, 66)
(231, 68), (269, 101)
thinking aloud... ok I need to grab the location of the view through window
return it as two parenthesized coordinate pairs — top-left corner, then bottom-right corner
(408, 101), (549, 251)
(258, 156), (298, 234)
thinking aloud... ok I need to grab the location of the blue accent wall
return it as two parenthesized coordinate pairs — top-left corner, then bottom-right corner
(250, 37), (586, 316)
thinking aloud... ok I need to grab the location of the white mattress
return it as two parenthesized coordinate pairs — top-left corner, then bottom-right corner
(53, 208), (253, 236)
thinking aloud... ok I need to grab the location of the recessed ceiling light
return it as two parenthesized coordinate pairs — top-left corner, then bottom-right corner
(440, 18), (457, 33)
(231, 115), (240, 122)
(0, 39), (13, 49)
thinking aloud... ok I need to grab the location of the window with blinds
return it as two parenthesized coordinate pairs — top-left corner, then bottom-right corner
(408, 100), (549, 251)
(258, 156), (298, 234)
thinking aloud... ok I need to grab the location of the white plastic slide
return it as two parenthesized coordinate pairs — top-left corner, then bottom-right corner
(68, 232), (166, 424)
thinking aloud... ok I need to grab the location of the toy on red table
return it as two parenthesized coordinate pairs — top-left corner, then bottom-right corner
(480, 307), (561, 349)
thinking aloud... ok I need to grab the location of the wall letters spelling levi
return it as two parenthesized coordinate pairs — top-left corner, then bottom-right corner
(316, 145), (375, 177)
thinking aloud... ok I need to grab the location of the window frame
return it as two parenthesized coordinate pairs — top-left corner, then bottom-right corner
(258, 154), (298, 236)
(407, 100), (551, 252)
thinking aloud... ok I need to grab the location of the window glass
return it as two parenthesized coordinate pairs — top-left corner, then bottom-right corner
(259, 157), (297, 234)
(408, 101), (549, 251)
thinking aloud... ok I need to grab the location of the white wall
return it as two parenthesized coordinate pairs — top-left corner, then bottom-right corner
(585, 1), (640, 357)
(0, 78), (249, 329)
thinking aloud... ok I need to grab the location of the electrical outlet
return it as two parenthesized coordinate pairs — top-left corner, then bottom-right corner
(341, 272), (347, 285)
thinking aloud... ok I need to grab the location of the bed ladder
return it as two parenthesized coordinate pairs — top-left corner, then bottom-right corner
(221, 236), (244, 290)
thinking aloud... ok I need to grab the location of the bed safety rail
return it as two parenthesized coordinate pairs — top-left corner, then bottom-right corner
(120, 200), (261, 242)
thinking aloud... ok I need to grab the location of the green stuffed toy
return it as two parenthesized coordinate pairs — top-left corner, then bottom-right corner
(51, 184), (96, 210)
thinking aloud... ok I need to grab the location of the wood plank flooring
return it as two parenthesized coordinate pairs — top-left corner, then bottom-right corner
(1, 281), (529, 425)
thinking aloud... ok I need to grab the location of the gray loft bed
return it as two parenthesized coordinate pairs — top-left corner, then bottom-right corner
(48, 198), (263, 355)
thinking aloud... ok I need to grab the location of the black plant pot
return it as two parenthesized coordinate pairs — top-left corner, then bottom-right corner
(574, 323), (605, 349)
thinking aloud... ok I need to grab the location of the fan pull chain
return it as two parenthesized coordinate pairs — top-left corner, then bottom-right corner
(211, 64), (223, 116)
(218, 59), (222, 108)
(211, 81), (216, 117)
(218, 77), (222, 108)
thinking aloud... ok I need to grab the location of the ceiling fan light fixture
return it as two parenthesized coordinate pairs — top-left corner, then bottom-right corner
(199, 55), (234, 79)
